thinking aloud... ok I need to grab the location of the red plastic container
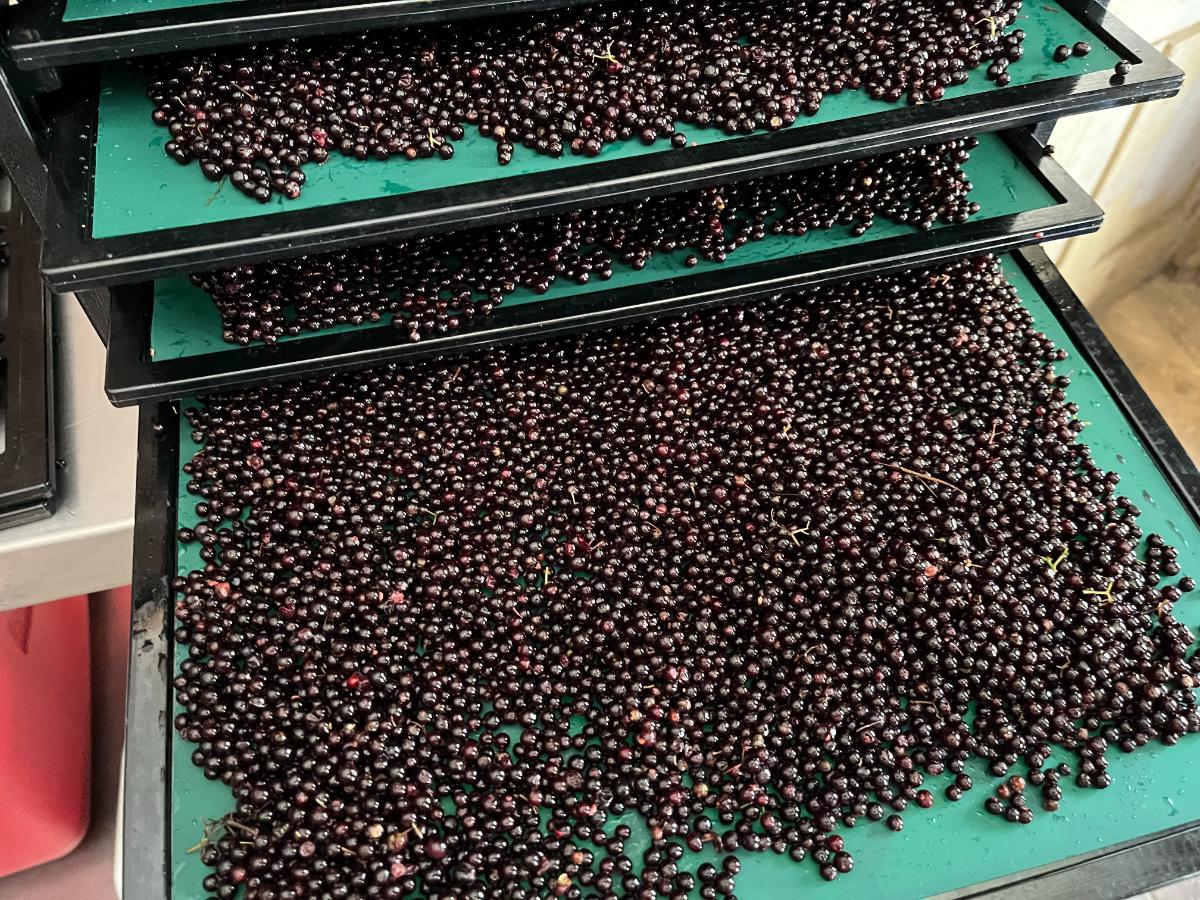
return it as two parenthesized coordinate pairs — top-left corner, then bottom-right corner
(0, 596), (92, 877)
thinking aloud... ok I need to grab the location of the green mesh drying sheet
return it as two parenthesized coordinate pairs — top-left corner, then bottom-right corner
(170, 254), (1200, 899)
(149, 131), (1057, 360)
(91, 0), (1116, 239)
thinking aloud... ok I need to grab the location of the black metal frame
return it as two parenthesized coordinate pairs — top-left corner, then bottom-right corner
(123, 399), (176, 900)
(101, 129), (1102, 406)
(0, 174), (56, 530)
(0, 57), (50, 227)
(75, 286), (112, 345)
(38, 0), (1181, 292)
(123, 247), (1200, 900)
(5, 0), (601, 69)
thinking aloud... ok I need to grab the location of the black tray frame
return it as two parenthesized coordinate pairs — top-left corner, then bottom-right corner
(0, 58), (51, 227)
(4, 0), (601, 70)
(102, 129), (1102, 406)
(39, 0), (1181, 292)
(122, 246), (1200, 900)
(0, 174), (56, 529)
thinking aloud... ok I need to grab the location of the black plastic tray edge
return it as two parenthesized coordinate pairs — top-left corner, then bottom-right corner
(5, 0), (602, 69)
(948, 819), (1200, 900)
(1016, 247), (1200, 527)
(0, 175), (57, 527)
(123, 400), (176, 900)
(38, 0), (1182, 292)
(0, 58), (49, 228)
(123, 246), (1200, 900)
(0, 497), (56, 529)
(101, 129), (1101, 406)
(75, 285), (112, 345)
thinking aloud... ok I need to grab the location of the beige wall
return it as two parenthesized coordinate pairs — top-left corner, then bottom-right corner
(1049, 0), (1200, 310)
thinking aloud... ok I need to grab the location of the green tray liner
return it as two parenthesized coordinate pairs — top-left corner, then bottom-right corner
(170, 253), (1200, 899)
(64, 0), (246, 22)
(92, 1), (1117, 239)
(149, 131), (1055, 361)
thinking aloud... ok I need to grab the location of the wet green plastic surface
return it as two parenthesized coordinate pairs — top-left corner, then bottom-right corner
(149, 131), (1055, 360)
(92, 1), (1117, 239)
(63, 0), (242, 22)
(170, 254), (1200, 899)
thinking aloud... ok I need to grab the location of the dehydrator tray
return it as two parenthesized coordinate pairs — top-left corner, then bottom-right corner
(5, 0), (601, 69)
(39, 0), (1179, 291)
(0, 60), (50, 226)
(0, 176), (57, 530)
(123, 247), (1200, 900)
(101, 129), (1103, 405)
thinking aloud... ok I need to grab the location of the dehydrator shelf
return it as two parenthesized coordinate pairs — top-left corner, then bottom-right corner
(38, 0), (1179, 292)
(101, 130), (1101, 405)
(124, 247), (1200, 900)
(0, 60), (50, 226)
(4, 0), (602, 69)
(0, 176), (57, 530)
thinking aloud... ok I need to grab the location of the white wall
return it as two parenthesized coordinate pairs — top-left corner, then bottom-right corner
(1049, 0), (1200, 310)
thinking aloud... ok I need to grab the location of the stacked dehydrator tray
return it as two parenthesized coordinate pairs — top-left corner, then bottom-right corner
(0, 170), (55, 528)
(5, 1), (1200, 898)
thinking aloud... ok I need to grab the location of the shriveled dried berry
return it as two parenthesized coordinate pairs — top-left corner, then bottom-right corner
(173, 255), (1198, 895)
(192, 139), (982, 346)
(149, 0), (1030, 200)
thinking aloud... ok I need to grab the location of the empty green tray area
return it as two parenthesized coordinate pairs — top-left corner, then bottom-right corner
(63, 0), (245, 22)
(149, 131), (1056, 361)
(170, 254), (1200, 899)
(91, 1), (1116, 239)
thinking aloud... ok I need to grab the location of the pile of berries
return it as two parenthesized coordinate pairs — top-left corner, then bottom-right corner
(194, 138), (979, 345)
(174, 255), (1197, 898)
(148, 0), (1026, 200)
